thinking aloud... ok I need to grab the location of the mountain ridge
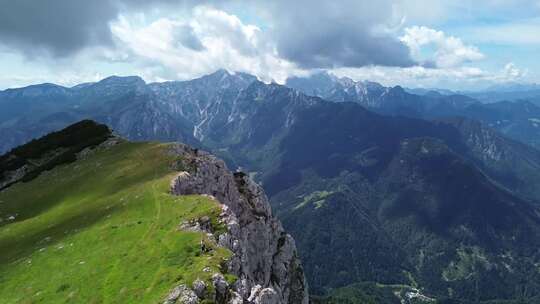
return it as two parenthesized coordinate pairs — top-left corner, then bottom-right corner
(287, 71), (540, 150)
(0, 120), (309, 304)
(3, 71), (540, 302)
(3, 70), (540, 203)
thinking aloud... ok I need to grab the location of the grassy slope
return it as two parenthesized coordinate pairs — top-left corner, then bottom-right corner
(0, 142), (231, 304)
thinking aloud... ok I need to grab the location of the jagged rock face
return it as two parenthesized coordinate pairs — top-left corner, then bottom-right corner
(168, 144), (308, 304)
(286, 71), (389, 108)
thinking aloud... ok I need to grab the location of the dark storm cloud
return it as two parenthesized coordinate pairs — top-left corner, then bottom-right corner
(0, 0), (118, 56)
(276, 27), (415, 68)
(0, 0), (208, 56)
(0, 0), (417, 69)
(263, 0), (416, 68)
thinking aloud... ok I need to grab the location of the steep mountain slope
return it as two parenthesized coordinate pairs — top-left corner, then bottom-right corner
(199, 81), (322, 173)
(160, 81), (540, 302)
(287, 72), (540, 150)
(0, 121), (308, 304)
(286, 71), (476, 117)
(4, 71), (540, 191)
(262, 102), (540, 303)
(192, 81), (540, 205)
(459, 100), (540, 149)
(0, 70), (257, 154)
(4, 71), (540, 303)
(3, 70), (540, 155)
(130, 77), (540, 301)
(442, 117), (540, 201)
(286, 72), (389, 108)
(201, 83), (540, 303)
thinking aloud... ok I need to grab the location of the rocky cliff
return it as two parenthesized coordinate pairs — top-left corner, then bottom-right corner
(167, 143), (309, 304)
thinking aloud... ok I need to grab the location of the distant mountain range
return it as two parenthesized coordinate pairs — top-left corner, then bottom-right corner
(4, 70), (540, 154)
(0, 70), (257, 153)
(406, 82), (540, 100)
(3, 70), (540, 303)
(287, 72), (540, 150)
(467, 89), (540, 105)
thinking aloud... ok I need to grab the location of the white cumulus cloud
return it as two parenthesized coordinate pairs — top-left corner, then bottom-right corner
(110, 6), (301, 83)
(400, 26), (485, 68)
(331, 61), (528, 90)
(332, 65), (488, 89)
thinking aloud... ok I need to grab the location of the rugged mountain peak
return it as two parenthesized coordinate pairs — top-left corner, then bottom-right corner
(96, 75), (146, 86)
(285, 71), (340, 97)
(387, 85), (406, 95)
(244, 80), (289, 96)
(288, 71), (335, 83)
(209, 68), (230, 77)
(168, 143), (309, 304)
(200, 69), (233, 84)
(77, 75), (148, 99)
(335, 76), (355, 88)
(361, 80), (385, 90)
(198, 69), (258, 90)
(286, 71), (389, 101)
(287, 72), (410, 108)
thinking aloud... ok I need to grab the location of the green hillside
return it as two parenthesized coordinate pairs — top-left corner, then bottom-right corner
(0, 141), (231, 303)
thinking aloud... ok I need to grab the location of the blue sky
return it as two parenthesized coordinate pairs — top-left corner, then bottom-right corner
(0, 0), (539, 90)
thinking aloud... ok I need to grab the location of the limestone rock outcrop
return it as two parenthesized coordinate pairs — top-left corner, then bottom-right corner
(168, 144), (308, 304)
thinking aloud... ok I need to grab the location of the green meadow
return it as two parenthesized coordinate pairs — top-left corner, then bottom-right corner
(0, 142), (231, 303)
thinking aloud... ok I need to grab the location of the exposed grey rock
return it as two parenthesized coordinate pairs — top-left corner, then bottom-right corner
(248, 285), (263, 302)
(199, 216), (212, 231)
(178, 220), (202, 232)
(192, 279), (207, 299)
(164, 285), (199, 304)
(178, 215), (215, 233)
(169, 143), (309, 304)
(228, 291), (243, 304)
(251, 287), (280, 304)
(213, 273), (229, 303)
